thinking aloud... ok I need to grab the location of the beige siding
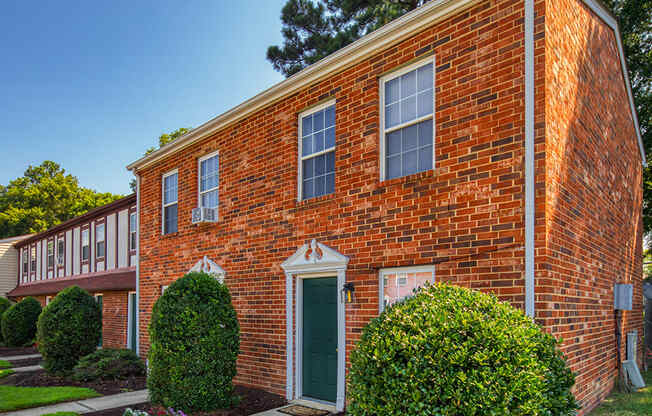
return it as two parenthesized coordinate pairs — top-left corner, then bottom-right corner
(0, 242), (18, 297)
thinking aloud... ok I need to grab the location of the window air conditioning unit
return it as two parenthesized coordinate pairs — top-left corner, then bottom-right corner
(191, 207), (217, 224)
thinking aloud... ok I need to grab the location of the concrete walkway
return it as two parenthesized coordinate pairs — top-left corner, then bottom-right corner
(11, 365), (42, 373)
(3, 389), (149, 416)
(0, 354), (41, 362)
(252, 399), (338, 416)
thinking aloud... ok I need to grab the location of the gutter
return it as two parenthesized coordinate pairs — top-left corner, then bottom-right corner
(135, 173), (141, 356)
(524, 0), (535, 318)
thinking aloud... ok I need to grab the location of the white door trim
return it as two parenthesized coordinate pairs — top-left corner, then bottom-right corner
(282, 240), (348, 411)
(127, 291), (136, 350)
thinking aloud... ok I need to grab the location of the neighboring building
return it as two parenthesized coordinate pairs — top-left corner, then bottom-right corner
(127, 0), (644, 413)
(7, 194), (138, 351)
(0, 234), (31, 297)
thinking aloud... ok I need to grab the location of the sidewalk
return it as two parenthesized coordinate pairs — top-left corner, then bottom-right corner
(3, 389), (149, 416)
(0, 354), (41, 362)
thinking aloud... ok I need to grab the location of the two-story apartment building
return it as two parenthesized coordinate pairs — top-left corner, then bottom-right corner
(7, 194), (138, 351)
(127, 0), (644, 413)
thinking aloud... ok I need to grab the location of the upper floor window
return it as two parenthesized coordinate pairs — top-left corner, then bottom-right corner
(81, 228), (90, 261)
(162, 171), (178, 234)
(199, 152), (219, 209)
(30, 246), (36, 273)
(57, 238), (64, 266)
(379, 265), (435, 311)
(96, 223), (105, 259)
(47, 240), (54, 269)
(22, 249), (28, 275)
(299, 102), (336, 200)
(129, 212), (137, 251)
(380, 59), (434, 180)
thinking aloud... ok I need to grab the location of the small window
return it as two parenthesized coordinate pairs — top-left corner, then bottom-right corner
(300, 103), (336, 199)
(381, 59), (434, 180)
(96, 223), (105, 259)
(30, 246), (36, 273)
(57, 238), (64, 266)
(129, 212), (137, 251)
(22, 249), (28, 275)
(163, 171), (178, 234)
(47, 241), (54, 269)
(199, 152), (219, 209)
(46, 296), (52, 305)
(380, 266), (435, 311)
(81, 229), (90, 261)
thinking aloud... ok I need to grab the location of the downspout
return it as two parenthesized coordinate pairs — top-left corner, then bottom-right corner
(135, 173), (141, 356)
(524, 0), (536, 318)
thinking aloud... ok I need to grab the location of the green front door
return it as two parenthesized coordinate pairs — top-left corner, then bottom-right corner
(302, 277), (337, 402)
(96, 295), (103, 347)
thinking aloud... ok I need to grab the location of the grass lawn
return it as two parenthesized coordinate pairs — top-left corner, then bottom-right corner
(0, 359), (10, 368)
(589, 369), (652, 415)
(0, 369), (14, 378)
(0, 386), (100, 412)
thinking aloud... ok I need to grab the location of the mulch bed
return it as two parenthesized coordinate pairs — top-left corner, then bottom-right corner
(0, 345), (39, 356)
(8, 356), (42, 367)
(83, 385), (287, 416)
(6, 369), (147, 395)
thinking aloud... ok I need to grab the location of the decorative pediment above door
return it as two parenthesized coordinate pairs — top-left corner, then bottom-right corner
(281, 239), (349, 273)
(189, 255), (226, 283)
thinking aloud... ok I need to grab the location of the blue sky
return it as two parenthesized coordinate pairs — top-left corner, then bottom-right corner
(0, 0), (286, 195)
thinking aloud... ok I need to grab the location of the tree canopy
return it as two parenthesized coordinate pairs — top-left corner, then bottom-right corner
(269, 0), (652, 234)
(0, 161), (123, 238)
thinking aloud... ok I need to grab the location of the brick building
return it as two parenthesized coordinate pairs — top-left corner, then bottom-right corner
(8, 194), (138, 350)
(127, 0), (645, 413)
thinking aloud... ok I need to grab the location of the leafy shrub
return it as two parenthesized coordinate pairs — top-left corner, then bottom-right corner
(37, 286), (101, 375)
(1, 297), (41, 347)
(148, 272), (240, 412)
(348, 283), (578, 416)
(73, 348), (145, 382)
(0, 297), (11, 344)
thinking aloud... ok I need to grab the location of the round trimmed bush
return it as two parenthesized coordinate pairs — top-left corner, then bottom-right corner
(0, 297), (12, 344)
(73, 348), (145, 382)
(37, 286), (101, 375)
(348, 283), (578, 416)
(1, 296), (41, 347)
(148, 272), (240, 412)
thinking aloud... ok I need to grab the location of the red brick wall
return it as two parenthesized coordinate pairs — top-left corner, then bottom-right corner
(137, 0), (528, 397)
(542, 0), (644, 412)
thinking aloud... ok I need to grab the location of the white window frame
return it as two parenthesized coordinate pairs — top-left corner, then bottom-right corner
(162, 169), (179, 235)
(57, 237), (64, 266)
(297, 99), (337, 201)
(22, 248), (28, 279)
(30, 245), (36, 276)
(95, 223), (105, 259)
(378, 265), (435, 312)
(46, 296), (53, 305)
(379, 56), (436, 181)
(197, 150), (220, 211)
(81, 228), (90, 262)
(129, 212), (137, 251)
(47, 240), (54, 269)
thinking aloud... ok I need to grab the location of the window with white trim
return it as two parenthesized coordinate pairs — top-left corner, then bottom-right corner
(379, 266), (435, 311)
(22, 249), (28, 278)
(96, 223), (105, 258)
(199, 152), (219, 209)
(81, 229), (90, 261)
(30, 246), (36, 275)
(57, 238), (64, 266)
(162, 171), (178, 234)
(381, 59), (434, 180)
(46, 296), (52, 305)
(299, 102), (336, 199)
(47, 240), (54, 269)
(129, 213), (137, 251)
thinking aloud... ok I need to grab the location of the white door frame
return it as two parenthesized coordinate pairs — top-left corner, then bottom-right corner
(282, 240), (348, 412)
(127, 291), (136, 350)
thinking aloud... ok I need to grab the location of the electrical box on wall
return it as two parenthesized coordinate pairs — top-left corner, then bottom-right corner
(614, 284), (633, 311)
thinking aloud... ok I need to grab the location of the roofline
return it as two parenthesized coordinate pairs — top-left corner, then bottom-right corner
(126, 0), (646, 171)
(126, 0), (483, 171)
(0, 234), (33, 245)
(15, 193), (136, 248)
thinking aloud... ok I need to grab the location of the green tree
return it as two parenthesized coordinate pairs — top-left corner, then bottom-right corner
(0, 161), (122, 239)
(129, 127), (192, 192)
(269, 0), (651, 233)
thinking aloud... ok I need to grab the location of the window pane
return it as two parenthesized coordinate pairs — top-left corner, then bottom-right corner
(302, 136), (312, 156)
(385, 78), (400, 104)
(403, 124), (418, 150)
(417, 63), (433, 92)
(325, 106), (335, 128)
(313, 110), (324, 132)
(325, 173), (335, 194)
(387, 131), (401, 156)
(314, 154), (325, 176)
(303, 178), (313, 199)
(303, 158), (314, 180)
(130, 214), (137, 232)
(382, 271), (433, 309)
(417, 89), (433, 118)
(201, 189), (218, 209)
(302, 115), (312, 136)
(326, 151), (335, 172)
(387, 155), (401, 179)
(96, 224), (104, 242)
(402, 150), (418, 176)
(419, 145), (433, 172)
(325, 126), (335, 149)
(419, 119), (433, 147)
(385, 119), (433, 179)
(164, 204), (178, 234)
(314, 175), (325, 196)
(164, 173), (178, 204)
(313, 131), (324, 153)
(200, 156), (218, 193)
(400, 95), (417, 124)
(401, 70), (417, 98)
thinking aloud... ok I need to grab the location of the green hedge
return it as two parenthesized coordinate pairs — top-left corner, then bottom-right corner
(37, 286), (101, 375)
(348, 283), (578, 416)
(0, 297), (12, 344)
(1, 297), (41, 347)
(73, 348), (145, 382)
(148, 272), (240, 412)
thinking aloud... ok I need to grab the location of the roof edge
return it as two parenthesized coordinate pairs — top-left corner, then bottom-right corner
(126, 0), (482, 172)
